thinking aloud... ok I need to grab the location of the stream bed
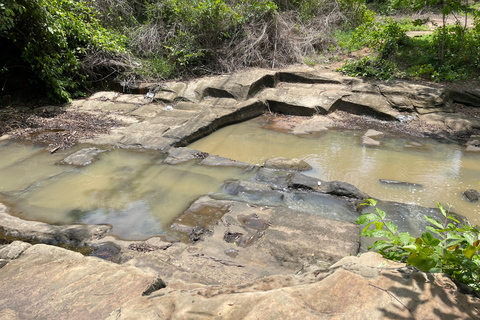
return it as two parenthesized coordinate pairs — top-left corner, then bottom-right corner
(1, 116), (479, 240)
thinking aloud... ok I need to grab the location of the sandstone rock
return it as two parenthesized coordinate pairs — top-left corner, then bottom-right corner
(291, 115), (335, 134)
(448, 88), (480, 106)
(62, 147), (105, 166)
(466, 135), (480, 152)
(0, 241), (32, 268)
(106, 252), (480, 320)
(0, 241), (31, 261)
(364, 129), (384, 137)
(264, 157), (313, 171)
(330, 93), (399, 120)
(0, 244), (157, 320)
(377, 81), (453, 114)
(362, 136), (381, 146)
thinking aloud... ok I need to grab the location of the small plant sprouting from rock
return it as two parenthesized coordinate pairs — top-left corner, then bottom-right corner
(356, 199), (480, 293)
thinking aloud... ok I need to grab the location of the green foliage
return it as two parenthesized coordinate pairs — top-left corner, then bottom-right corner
(1, 0), (125, 102)
(338, 0), (369, 27)
(357, 199), (480, 293)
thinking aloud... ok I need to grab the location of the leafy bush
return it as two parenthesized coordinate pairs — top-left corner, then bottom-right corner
(357, 199), (480, 293)
(1, 0), (125, 102)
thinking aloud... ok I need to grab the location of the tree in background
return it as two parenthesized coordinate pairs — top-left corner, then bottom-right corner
(0, 0), (126, 102)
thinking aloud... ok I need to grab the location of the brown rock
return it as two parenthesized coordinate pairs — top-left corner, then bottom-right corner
(264, 157), (313, 171)
(0, 244), (157, 320)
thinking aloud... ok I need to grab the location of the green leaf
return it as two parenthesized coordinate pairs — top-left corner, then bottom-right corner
(398, 232), (413, 245)
(424, 215), (442, 228)
(356, 213), (379, 225)
(403, 244), (418, 253)
(422, 231), (440, 246)
(407, 250), (436, 272)
(436, 201), (447, 217)
(375, 207), (386, 220)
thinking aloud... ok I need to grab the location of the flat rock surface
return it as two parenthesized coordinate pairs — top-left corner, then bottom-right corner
(106, 252), (480, 320)
(0, 244), (157, 320)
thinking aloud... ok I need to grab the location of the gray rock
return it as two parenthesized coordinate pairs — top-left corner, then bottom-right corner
(199, 155), (254, 168)
(379, 179), (423, 188)
(463, 189), (480, 202)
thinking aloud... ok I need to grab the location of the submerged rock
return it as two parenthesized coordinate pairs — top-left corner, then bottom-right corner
(379, 179), (423, 188)
(62, 147), (105, 166)
(0, 203), (110, 245)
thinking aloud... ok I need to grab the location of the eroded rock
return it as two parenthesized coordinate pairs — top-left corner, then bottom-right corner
(106, 252), (480, 320)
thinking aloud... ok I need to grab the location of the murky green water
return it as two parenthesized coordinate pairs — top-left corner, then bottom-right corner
(0, 142), (252, 240)
(190, 117), (480, 225)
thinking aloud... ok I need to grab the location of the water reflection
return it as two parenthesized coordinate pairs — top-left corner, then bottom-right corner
(189, 117), (480, 225)
(0, 144), (252, 240)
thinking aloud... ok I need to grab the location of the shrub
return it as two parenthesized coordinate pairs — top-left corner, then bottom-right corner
(357, 199), (480, 293)
(0, 0), (126, 102)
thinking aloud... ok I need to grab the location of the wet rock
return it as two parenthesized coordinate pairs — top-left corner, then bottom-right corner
(222, 180), (284, 206)
(466, 135), (480, 152)
(0, 244), (157, 320)
(62, 147), (105, 166)
(362, 129), (383, 146)
(264, 157), (312, 171)
(463, 189), (480, 202)
(189, 226), (212, 242)
(379, 179), (423, 188)
(405, 141), (424, 148)
(199, 154), (253, 168)
(364, 129), (384, 137)
(253, 167), (292, 189)
(291, 114), (335, 134)
(288, 173), (369, 200)
(362, 136), (381, 146)
(0, 203), (110, 245)
(358, 200), (466, 243)
(323, 180), (369, 200)
(164, 147), (208, 165)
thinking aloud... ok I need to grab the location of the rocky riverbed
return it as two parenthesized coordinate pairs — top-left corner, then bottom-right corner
(1, 66), (480, 319)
